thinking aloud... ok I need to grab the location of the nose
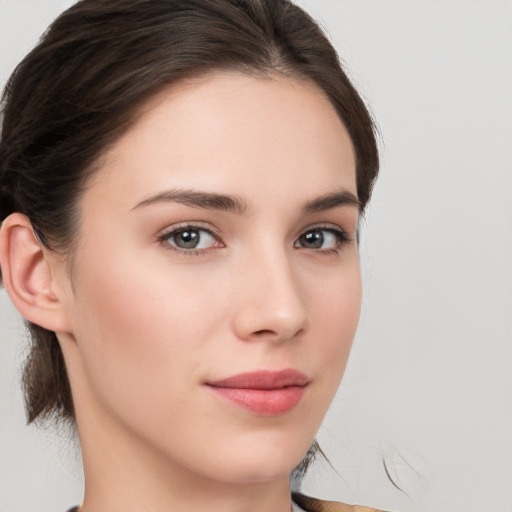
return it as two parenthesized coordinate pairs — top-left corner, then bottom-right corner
(231, 248), (309, 344)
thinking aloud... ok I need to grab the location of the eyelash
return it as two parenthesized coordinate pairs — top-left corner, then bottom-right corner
(295, 224), (352, 255)
(157, 223), (223, 257)
(156, 223), (352, 256)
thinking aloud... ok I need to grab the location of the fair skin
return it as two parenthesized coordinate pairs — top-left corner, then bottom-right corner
(0, 73), (360, 512)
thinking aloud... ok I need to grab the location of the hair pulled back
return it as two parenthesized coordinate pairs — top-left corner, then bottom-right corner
(0, 0), (378, 430)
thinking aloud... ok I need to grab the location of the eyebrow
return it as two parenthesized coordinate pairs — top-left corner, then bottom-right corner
(132, 188), (359, 214)
(301, 190), (360, 214)
(132, 189), (248, 214)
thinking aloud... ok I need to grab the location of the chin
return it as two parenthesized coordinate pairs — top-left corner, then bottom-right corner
(191, 434), (311, 485)
(209, 461), (295, 485)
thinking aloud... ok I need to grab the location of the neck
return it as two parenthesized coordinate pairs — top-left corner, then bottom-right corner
(76, 404), (293, 512)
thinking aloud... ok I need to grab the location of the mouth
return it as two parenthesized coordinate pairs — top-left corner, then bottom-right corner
(205, 369), (309, 416)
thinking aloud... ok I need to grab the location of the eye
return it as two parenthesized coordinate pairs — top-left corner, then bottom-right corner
(158, 225), (222, 253)
(294, 227), (349, 251)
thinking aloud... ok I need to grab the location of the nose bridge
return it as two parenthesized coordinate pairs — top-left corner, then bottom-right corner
(232, 240), (308, 342)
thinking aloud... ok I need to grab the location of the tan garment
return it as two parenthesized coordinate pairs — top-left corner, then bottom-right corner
(293, 493), (388, 512)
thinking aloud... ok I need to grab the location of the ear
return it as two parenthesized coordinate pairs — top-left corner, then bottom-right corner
(0, 213), (72, 333)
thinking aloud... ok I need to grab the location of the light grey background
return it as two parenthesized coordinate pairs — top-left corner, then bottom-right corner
(1, 1), (511, 511)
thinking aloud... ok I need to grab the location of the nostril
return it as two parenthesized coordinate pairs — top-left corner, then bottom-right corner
(253, 329), (276, 337)
(251, 327), (304, 343)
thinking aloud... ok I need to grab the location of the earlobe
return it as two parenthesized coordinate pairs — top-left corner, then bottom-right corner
(0, 213), (71, 333)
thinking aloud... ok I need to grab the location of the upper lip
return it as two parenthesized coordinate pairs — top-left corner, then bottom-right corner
(206, 369), (309, 390)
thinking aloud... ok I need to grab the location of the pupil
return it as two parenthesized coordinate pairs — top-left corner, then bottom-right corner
(175, 230), (199, 249)
(302, 230), (323, 248)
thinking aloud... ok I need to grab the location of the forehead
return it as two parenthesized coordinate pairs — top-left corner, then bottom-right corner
(87, 72), (357, 210)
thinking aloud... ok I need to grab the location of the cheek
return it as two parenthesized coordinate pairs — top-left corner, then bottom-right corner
(305, 257), (362, 384)
(68, 245), (229, 417)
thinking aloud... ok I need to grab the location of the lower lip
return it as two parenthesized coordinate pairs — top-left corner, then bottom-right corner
(206, 385), (306, 416)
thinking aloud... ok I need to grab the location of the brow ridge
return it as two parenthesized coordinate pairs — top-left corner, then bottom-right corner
(133, 188), (359, 215)
(302, 190), (360, 214)
(133, 189), (247, 214)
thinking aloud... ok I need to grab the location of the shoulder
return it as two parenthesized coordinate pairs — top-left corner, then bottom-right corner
(292, 492), (389, 512)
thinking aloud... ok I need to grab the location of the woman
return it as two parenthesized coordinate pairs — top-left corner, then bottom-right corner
(0, 0), (382, 511)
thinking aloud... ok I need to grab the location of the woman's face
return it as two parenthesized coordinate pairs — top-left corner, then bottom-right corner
(57, 73), (361, 485)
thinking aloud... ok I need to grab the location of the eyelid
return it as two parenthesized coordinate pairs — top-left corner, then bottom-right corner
(155, 221), (352, 257)
(294, 223), (353, 252)
(156, 220), (222, 238)
(156, 222), (224, 254)
(298, 223), (352, 240)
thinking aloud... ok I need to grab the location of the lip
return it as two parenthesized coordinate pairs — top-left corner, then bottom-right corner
(205, 369), (309, 416)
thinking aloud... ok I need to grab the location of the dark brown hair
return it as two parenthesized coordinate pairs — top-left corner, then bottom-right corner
(0, 0), (378, 439)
